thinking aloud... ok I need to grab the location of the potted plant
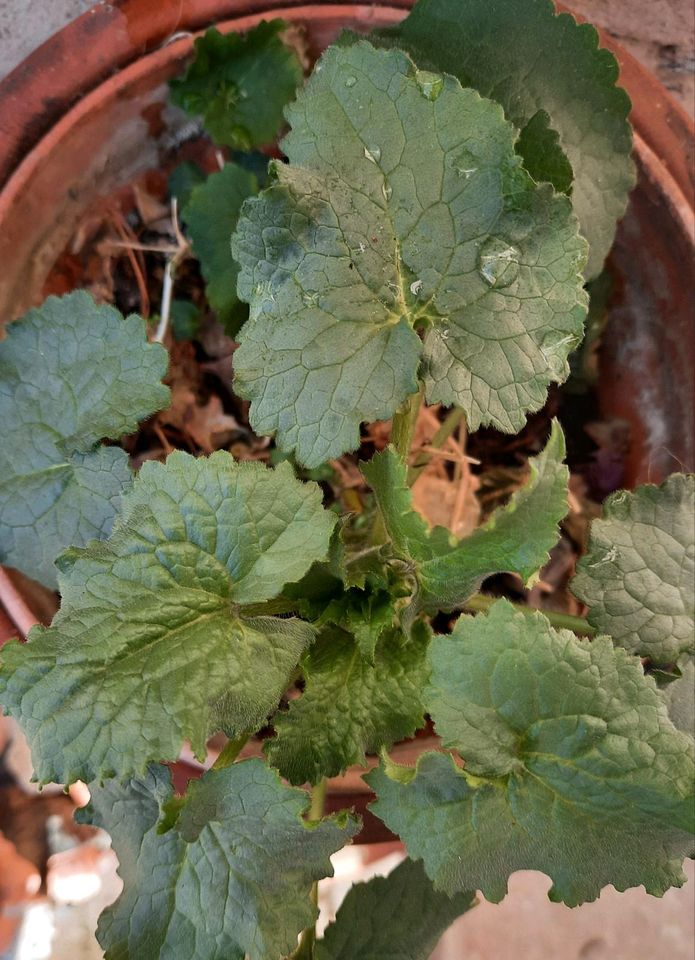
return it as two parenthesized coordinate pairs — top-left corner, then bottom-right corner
(0, 1), (693, 956)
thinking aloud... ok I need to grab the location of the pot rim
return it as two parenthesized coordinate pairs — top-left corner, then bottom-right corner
(0, 0), (693, 196)
(0, 2), (692, 320)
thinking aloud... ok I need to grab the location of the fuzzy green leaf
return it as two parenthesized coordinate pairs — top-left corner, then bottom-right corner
(367, 600), (695, 906)
(0, 292), (169, 589)
(77, 761), (358, 960)
(266, 623), (429, 785)
(182, 164), (258, 334)
(572, 474), (695, 665)
(661, 658), (695, 736)
(362, 420), (568, 612)
(342, 590), (396, 662)
(0, 452), (336, 783)
(516, 110), (574, 196)
(378, 0), (635, 278)
(170, 22), (303, 149)
(232, 42), (587, 466)
(317, 858), (475, 960)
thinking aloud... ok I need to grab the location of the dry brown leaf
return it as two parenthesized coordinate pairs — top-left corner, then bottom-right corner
(161, 389), (239, 453)
(132, 182), (170, 227)
(412, 472), (481, 539)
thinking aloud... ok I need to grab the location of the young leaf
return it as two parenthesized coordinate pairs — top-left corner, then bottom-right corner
(0, 452), (336, 784)
(265, 623), (429, 785)
(170, 22), (303, 149)
(316, 858), (475, 960)
(366, 601), (695, 906)
(362, 420), (568, 612)
(182, 164), (258, 334)
(378, 0), (634, 278)
(0, 291), (169, 589)
(77, 761), (358, 960)
(232, 42), (588, 466)
(335, 589), (396, 662)
(572, 474), (695, 665)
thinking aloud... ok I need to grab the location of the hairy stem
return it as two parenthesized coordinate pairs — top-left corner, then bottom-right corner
(463, 593), (596, 636)
(212, 731), (252, 770)
(292, 779), (328, 959)
(408, 407), (466, 485)
(391, 387), (423, 462)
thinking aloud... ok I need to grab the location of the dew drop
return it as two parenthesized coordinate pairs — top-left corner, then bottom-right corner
(540, 331), (576, 376)
(477, 237), (520, 288)
(410, 279), (423, 296)
(364, 145), (381, 164)
(449, 148), (478, 180)
(302, 291), (319, 307)
(345, 75), (357, 88)
(253, 281), (275, 303)
(415, 69), (444, 101)
(381, 182), (393, 202)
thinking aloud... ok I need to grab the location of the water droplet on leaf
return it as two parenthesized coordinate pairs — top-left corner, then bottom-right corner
(449, 148), (479, 180)
(381, 182), (393, 202)
(345, 75), (357, 88)
(415, 70), (444, 101)
(410, 279), (423, 296)
(364, 145), (381, 164)
(478, 237), (520, 288)
(540, 331), (576, 376)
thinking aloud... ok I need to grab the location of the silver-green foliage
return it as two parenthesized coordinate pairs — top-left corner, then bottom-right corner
(0, 292), (169, 588)
(232, 41), (587, 466)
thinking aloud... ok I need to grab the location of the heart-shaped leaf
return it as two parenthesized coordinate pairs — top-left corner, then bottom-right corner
(232, 42), (588, 466)
(0, 452), (336, 783)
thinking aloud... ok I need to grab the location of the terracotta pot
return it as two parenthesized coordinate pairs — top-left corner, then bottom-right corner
(0, 1), (693, 842)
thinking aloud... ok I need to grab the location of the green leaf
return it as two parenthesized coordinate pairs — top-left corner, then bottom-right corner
(362, 420), (568, 612)
(378, 0), (635, 278)
(0, 291), (169, 589)
(170, 22), (303, 149)
(167, 161), (206, 210)
(182, 164), (259, 334)
(661, 657), (695, 736)
(170, 299), (201, 342)
(366, 600), (695, 906)
(338, 590), (396, 662)
(0, 451), (336, 783)
(77, 760), (359, 960)
(232, 42), (588, 466)
(317, 858), (475, 960)
(266, 622), (429, 785)
(516, 110), (573, 196)
(572, 474), (695, 665)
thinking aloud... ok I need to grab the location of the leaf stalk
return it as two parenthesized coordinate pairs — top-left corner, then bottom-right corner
(463, 593), (596, 636)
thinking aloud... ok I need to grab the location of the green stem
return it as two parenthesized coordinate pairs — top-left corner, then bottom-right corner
(292, 779), (328, 960)
(307, 777), (327, 822)
(463, 593), (596, 636)
(391, 387), (423, 463)
(243, 598), (300, 617)
(211, 731), (252, 770)
(408, 407), (466, 485)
